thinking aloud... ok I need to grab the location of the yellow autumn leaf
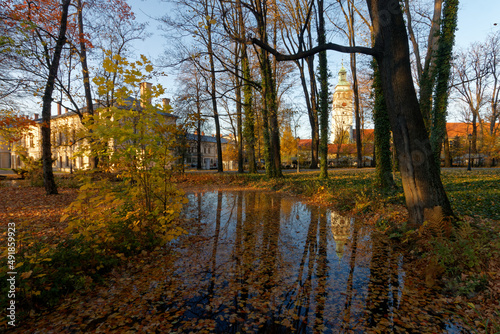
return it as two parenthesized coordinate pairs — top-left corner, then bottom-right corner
(21, 270), (33, 279)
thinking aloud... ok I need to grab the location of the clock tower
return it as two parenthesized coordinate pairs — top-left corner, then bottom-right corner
(331, 64), (353, 143)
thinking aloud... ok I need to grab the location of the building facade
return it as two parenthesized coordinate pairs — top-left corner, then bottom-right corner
(331, 64), (354, 144)
(184, 133), (228, 170)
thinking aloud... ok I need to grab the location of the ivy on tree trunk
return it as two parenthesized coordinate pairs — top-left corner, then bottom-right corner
(430, 0), (459, 170)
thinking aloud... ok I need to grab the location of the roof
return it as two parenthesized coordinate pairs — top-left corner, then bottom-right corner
(186, 133), (228, 144)
(446, 123), (472, 138)
(297, 139), (374, 155)
(352, 129), (374, 141)
(337, 64), (350, 87)
(46, 97), (177, 121)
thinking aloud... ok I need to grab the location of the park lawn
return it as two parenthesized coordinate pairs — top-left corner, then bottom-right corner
(174, 168), (500, 221)
(1, 169), (499, 331)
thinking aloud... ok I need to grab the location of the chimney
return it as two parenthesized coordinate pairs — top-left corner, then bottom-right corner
(64, 107), (68, 114)
(34, 113), (39, 120)
(162, 98), (170, 110)
(57, 103), (61, 116)
(140, 82), (152, 107)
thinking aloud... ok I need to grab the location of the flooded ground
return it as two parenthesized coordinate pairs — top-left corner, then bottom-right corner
(18, 189), (467, 333)
(164, 189), (465, 333)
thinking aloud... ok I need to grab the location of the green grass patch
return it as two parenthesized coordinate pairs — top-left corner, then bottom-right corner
(441, 169), (500, 220)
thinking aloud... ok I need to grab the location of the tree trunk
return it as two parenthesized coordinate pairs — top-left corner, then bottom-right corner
(368, 0), (454, 225)
(443, 129), (451, 167)
(77, 0), (98, 169)
(348, 0), (363, 168)
(372, 61), (394, 190)
(196, 121), (202, 170)
(318, 0), (329, 179)
(206, 13), (223, 173)
(297, 58), (319, 169)
(235, 55), (244, 173)
(41, 0), (71, 195)
(430, 0), (459, 170)
(254, 0), (281, 178)
(237, 0), (256, 173)
(307, 55), (320, 169)
(351, 54), (363, 168)
(418, 0), (443, 130)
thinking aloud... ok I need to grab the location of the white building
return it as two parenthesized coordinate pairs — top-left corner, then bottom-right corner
(331, 64), (353, 144)
(4, 88), (177, 172)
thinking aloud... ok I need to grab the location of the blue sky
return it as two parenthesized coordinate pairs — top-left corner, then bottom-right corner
(128, 0), (500, 62)
(126, 0), (499, 133)
(33, 0), (498, 135)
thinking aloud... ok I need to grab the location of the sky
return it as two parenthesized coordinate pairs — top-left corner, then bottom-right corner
(33, 0), (499, 138)
(124, 0), (499, 136)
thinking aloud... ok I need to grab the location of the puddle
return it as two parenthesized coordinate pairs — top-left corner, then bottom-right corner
(160, 189), (465, 333)
(15, 189), (467, 333)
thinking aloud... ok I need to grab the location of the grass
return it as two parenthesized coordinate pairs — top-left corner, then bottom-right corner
(441, 169), (500, 220)
(175, 168), (500, 220)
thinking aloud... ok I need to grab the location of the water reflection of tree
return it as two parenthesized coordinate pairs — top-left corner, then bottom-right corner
(287, 206), (330, 333)
(168, 191), (464, 332)
(314, 208), (328, 333)
(208, 191), (223, 299)
(365, 231), (399, 331)
(340, 220), (359, 331)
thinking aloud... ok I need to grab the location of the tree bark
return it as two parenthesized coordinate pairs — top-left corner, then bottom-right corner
(347, 0), (363, 168)
(254, 0), (281, 178)
(77, 0), (98, 169)
(41, 0), (71, 195)
(417, 0), (443, 130)
(318, 0), (329, 179)
(367, 0), (453, 224)
(307, 55), (320, 169)
(206, 10), (223, 173)
(237, 0), (256, 173)
(430, 0), (459, 170)
(372, 61), (394, 190)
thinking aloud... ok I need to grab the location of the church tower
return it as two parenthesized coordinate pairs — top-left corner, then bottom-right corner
(331, 64), (353, 143)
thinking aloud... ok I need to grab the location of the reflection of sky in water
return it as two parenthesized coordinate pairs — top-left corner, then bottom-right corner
(175, 190), (464, 333)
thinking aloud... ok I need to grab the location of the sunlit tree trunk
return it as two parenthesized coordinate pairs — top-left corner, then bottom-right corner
(368, 0), (454, 224)
(254, 0), (282, 177)
(42, 0), (71, 195)
(76, 0), (98, 169)
(317, 0), (329, 178)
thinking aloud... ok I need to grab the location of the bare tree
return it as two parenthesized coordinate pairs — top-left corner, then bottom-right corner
(252, 0), (455, 225)
(452, 46), (489, 155)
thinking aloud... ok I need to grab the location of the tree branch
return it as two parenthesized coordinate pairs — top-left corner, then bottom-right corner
(251, 37), (379, 61)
